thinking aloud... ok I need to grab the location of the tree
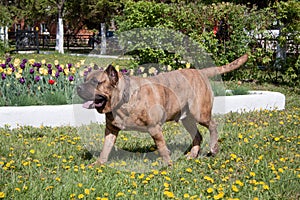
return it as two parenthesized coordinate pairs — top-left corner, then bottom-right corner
(54, 0), (65, 54)
(84, 0), (122, 54)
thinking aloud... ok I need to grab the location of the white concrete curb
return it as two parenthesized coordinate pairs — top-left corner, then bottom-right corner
(0, 91), (285, 128)
(213, 91), (285, 114)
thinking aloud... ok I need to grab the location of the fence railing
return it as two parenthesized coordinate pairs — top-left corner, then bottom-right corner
(7, 31), (298, 55)
(14, 30), (39, 53)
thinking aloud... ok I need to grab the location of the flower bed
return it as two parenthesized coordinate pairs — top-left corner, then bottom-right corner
(0, 90), (285, 128)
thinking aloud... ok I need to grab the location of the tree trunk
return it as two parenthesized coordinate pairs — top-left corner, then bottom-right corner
(55, 0), (65, 54)
(100, 23), (106, 55)
(55, 17), (64, 54)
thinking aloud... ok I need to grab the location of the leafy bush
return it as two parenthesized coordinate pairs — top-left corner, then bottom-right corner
(115, 1), (299, 86)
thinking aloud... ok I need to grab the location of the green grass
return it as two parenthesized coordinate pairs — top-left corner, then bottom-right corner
(0, 82), (299, 200)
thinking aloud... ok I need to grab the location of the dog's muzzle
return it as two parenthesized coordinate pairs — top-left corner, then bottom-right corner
(77, 85), (107, 110)
(82, 94), (107, 110)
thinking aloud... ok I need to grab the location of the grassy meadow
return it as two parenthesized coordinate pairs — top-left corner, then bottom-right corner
(0, 81), (299, 200)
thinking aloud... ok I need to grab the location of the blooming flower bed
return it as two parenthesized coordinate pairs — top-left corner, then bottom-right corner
(0, 56), (88, 106)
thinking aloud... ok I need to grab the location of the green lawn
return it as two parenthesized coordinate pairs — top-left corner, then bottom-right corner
(0, 81), (299, 200)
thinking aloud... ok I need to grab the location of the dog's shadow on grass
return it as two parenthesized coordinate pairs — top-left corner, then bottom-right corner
(81, 142), (215, 163)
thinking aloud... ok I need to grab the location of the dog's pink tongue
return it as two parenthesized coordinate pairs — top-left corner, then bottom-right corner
(82, 101), (95, 109)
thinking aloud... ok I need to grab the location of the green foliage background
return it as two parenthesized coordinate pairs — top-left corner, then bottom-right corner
(115, 0), (299, 86)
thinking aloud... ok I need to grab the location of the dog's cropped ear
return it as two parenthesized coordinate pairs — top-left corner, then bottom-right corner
(105, 64), (119, 86)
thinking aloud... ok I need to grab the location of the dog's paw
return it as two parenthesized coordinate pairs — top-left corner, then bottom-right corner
(87, 161), (104, 167)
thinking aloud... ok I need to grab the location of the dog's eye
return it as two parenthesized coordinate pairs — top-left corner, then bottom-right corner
(98, 80), (105, 85)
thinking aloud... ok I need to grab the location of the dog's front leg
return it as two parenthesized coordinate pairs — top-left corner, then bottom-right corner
(92, 128), (119, 166)
(149, 125), (172, 166)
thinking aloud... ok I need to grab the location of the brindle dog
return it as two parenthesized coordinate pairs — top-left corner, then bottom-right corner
(77, 54), (248, 166)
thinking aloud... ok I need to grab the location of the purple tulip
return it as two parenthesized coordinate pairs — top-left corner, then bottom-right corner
(68, 75), (74, 82)
(6, 57), (11, 63)
(10, 65), (15, 72)
(29, 68), (35, 74)
(20, 63), (25, 69)
(47, 64), (52, 69)
(48, 68), (52, 75)
(35, 76), (40, 82)
(1, 63), (6, 68)
(55, 71), (60, 78)
(1, 73), (6, 80)
(57, 66), (63, 72)
(19, 77), (25, 84)
(22, 59), (27, 64)
(68, 63), (72, 69)
(83, 70), (89, 77)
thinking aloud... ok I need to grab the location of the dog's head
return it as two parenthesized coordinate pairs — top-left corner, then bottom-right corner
(77, 65), (119, 113)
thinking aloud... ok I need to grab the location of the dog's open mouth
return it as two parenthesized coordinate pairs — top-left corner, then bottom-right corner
(82, 94), (107, 109)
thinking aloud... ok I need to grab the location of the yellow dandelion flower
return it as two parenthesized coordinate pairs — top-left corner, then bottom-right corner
(116, 192), (125, 197)
(29, 149), (35, 154)
(55, 177), (61, 182)
(84, 189), (90, 195)
(204, 176), (214, 183)
(183, 193), (190, 198)
(45, 185), (54, 190)
(138, 174), (145, 179)
(232, 184), (239, 192)
(164, 182), (170, 188)
(263, 184), (270, 190)
(0, 192), (5, 198)
(164, 191), (175, 198)
(78, 194), (84, 199)
(274, 137), (280, 141)
(213, 192), (224, 199)
(186, 168), (193, 173)
(253, 197), (259, 200)
(250, 172), (256, 177)
(77, 183), (83, 187)
(235, 180), (244, 186)
(161, 171), (167, 175)
(207, 187), (214, 193)
(230, 153), (237, 159)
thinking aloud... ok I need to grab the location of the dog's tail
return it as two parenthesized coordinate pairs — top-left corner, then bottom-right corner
(201, 53), (248, 78)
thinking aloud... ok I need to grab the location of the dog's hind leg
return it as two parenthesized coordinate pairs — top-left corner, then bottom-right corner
(208, 119), (219, 156)
(182, 116), (203, 159)
(200, 119), (219, 156)
(148, 125), (172, 166)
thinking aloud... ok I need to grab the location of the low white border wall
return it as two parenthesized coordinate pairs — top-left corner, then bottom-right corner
(0, 91), (285, 128)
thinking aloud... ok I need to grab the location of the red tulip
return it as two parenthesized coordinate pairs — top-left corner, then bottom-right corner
(48, 79), (55, 85)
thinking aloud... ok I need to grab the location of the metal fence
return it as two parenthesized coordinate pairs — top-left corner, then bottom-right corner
(12, 30), (40, 53)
